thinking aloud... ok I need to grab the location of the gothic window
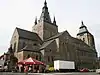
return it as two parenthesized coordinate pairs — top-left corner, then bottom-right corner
(51, 56), (54, 61)
(39, 55), (41, 61)
(23, 42), (26, 48)
(14, 42), (16, 52)
(48, 56), (50, 62)
(45, 18), (48, 20)
(33, 43), (37, 46)
(36, 55), (38, 60)
(83, 38), (85, 42)
(27, 54), (30, 58)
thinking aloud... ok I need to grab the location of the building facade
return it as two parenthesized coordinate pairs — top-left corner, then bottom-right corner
(7, 0), (97, 69)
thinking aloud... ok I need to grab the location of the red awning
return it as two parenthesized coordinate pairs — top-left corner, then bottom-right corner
(18, 57), (44, 65)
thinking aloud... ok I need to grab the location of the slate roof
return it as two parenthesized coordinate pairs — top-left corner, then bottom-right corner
(40, 40), (54, 50)
(22, 44), (40, 52)
(77, 21), (89, 35)
(45, 30), (70, 41)
(71, 37), (96, 52)
(40, 30), (70, 50)
(39, 0), (51, 23)
(77, 27), (88, 35)
(16, 27), (41, 41)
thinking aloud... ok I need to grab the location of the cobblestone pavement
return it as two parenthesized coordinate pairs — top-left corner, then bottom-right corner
(0, 72), (99, 75)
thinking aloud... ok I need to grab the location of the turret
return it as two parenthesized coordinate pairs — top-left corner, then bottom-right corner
(53, 16), (56, 25)
(39, 0), (51, 23)
(34, 17), (37, 25)
(77, 21), (96, 49)
(32, 0), (58, 40)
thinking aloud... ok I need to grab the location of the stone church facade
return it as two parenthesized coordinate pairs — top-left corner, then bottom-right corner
(9, 0), (97, 69)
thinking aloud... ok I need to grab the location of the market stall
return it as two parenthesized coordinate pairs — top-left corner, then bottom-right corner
(18, 57), (45, 72)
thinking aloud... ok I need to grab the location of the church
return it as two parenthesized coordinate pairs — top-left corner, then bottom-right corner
(8, 0), (97, 69)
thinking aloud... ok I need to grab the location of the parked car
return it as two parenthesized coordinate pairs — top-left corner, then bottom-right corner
(80, 68), (89, 72)
(89, 69), (95, 72)
(96, 69), (100, 74)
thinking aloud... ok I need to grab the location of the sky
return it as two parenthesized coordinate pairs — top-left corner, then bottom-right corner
(0, 0), (100, 56)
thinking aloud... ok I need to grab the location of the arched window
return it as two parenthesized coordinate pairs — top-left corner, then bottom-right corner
(36, 55), (38, 60)
(48, 56), (50, 62)
(14, 42), (16, 52)
(23, 42), (26, 48)
(39, 55), (41, 61)
(27, 54), (30, 58)
(83, 38), (85, 42)
(33, 43), (37, 46)
(51, 56), (54, 61)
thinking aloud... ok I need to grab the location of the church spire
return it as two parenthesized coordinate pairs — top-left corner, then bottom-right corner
(39, 0), (51, 23)
(81, 20), (84, 25)
(77, 21), (88, 35)
(44, 0), (47, 7)
(81, 20), (85, 27)
(80, 20), (87, 29)
(53, 16), (56, 25)
(34, 17), (37, 25)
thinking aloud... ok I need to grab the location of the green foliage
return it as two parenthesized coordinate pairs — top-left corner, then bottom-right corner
(48, 67), (55, 72)
(48, 64), (55, 72)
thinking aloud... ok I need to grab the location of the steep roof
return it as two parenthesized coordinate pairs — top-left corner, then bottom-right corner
(71, 37), (96, 52)
(45, 30), (71, 42)
(22, 44), (40, 52)
(40, 30), (71, 50)
(39, 0), (51, 23)
(40, 40), (54, 50)
(16, 27), (41, 41)
(77, 21), (89, 35)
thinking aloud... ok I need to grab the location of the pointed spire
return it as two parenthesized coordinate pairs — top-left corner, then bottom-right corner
(80, 20), (87, 28)
(81, 20), (83, 25)
(44, 0), (47, 7)
(77, 21), (88, 35)
(39, 0), (51, 23)
(81, 20), (85, 26)
(34, 17), (37, 25)
(53, 16), (56, 25)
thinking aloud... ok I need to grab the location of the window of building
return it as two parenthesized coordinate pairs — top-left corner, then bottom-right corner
(51, 56), (54, 61)
(27, 54), (30, 58)
(83, 38), (85, 42)
(48, 56), (50, 62)
(36, 55), (38, 60)
(14, 42), (16, 52)
(39, 55), (41, 61)
(23, 42), (26, 48)
(33, 43), (37, 46)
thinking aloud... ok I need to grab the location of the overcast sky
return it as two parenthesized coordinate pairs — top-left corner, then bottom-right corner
(0, 0), (100, 56)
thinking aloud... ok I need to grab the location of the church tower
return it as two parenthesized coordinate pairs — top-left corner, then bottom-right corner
(77, 21), (95, 49)
(32, 0), (58, 41)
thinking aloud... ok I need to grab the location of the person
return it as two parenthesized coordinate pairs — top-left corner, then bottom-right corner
(42, 65), (46, 73)
(21, 65), (24, 72)
(24, 66), (28, 73)
(16, 66), (19, 72)
(28, 66), (32, 72)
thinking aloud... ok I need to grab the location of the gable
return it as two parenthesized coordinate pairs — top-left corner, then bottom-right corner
(16, 27), (42, 42)
(10, 28), (19, 44)
(45, 30), (71, 42)
(22, 44), (40, 52)
(40, 40), (54, 50)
